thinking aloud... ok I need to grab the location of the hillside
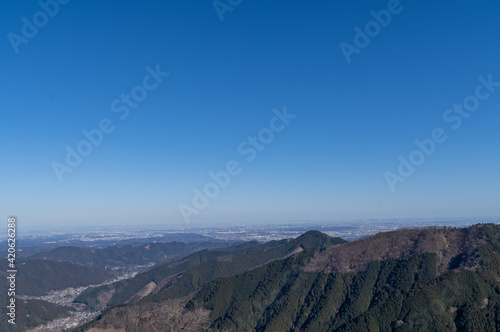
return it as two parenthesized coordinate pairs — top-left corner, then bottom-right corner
(0, 297), (69, 332)
(16, 299), (69, 331)
(0, 270), (9, 330)
(78, 224), (500, 331)
(74, 231), (345, 311)
(17, 260), (114, 296)
(304, 225), (483, 274)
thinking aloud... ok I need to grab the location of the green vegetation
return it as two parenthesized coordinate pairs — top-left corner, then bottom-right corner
(75, 231), (345, 310)
(15, 299), (69, 331)
(184, 224), (500, 331)
(186, 251), (439, 331)
(78, 224), (500, 331)
(30, 240), (235, 267)
(17, 260), (114, 296)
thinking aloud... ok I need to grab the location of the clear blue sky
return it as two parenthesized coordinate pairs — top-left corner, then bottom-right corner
(1, 0), (499, 227)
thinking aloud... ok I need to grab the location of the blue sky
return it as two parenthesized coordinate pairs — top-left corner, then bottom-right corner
(1, 0), (499, 227)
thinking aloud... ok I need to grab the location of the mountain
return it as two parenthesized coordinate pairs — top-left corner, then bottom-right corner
(29, 240), (235, 268)
(15, 299), (69, 330)
(78, 224), (500, 331)
(17, 260), (114, 296)
(304, 225), (482, 274)
(74, 231), (346, 311)
(0, 260), (112, 331)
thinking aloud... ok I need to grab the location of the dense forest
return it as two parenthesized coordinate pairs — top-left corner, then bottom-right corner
(78, 224), (500, 331)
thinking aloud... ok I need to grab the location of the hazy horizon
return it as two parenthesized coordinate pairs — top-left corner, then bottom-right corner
(10, 216), (500, 233)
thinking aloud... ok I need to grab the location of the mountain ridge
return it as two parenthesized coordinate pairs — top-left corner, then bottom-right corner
(29, 240), (236, 268)
(74, 231), (346, 311)
(304, 225), (484, 274)
(78, 223), (500, 332)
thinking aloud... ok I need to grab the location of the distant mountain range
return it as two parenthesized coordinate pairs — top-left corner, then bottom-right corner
(76, 224), (500, 331)
(0, 239), (236, 331)
(29, 240), (235, 268)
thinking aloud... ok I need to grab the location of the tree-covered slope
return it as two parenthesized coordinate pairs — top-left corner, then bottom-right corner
(75, 231), (345, 310)
(77, 224), (500, 332)
(185, 224), (500, 331)
(17, 259), (114, 296)
(15, 299), (69, 331)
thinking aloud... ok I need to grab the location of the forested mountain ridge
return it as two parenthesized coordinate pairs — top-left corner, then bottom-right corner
(78, 224), (500, 331)
(305, 225), (483, 274)
(74, 230), (346, 311)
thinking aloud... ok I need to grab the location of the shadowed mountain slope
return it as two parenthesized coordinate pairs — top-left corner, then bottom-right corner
(304, 225), (483, 274)
(78, 224), (500, 332)
(74, 231), (345, 311)
(17, 260), (114, 296)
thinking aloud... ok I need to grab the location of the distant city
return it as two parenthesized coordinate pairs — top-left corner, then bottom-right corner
(3, 217), (499, 253)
